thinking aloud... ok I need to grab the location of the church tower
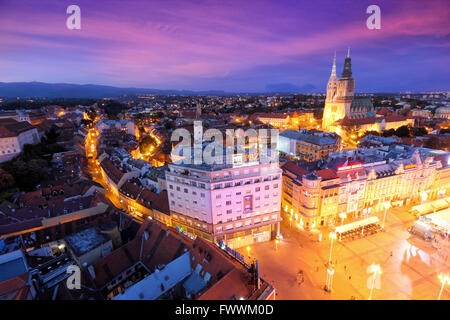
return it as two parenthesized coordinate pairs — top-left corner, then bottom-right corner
(322, 51), (348, 130)
(195, 103), (202, 119)
(336, 48), (355, 110)
(325, 51), (337, 103)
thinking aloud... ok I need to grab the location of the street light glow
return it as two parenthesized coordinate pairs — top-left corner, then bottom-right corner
(437, 273), (450, 300)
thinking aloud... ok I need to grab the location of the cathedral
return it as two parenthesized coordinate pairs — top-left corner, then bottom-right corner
(322, 50), (375, 130)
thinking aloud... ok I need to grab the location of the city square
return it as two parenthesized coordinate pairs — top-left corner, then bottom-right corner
(239, 204), (450, 300)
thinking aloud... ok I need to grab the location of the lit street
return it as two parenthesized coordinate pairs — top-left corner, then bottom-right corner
(239, 206), (450, 300)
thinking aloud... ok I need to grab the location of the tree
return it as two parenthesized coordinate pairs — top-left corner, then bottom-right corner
(394, 125), (411, 138)
(11, 159), (47, 191)
(382, 129), (396, 137)
(87, 107), (97, 121)
(362, 131), (381, 138)
(0, 169), (14, 191)
(411, 127), (427, 137)
(139, 135), (158, 155)
(42, 126), (59, 144)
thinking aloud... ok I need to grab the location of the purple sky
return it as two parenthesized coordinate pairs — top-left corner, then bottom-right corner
(0, 0), (449, 92)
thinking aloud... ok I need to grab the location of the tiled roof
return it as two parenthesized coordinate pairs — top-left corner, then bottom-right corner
(315, 168), (338, 180)
(0, 119), (36, 138)
(281, 161), (310, 179)
(100, 158), (125, 185)
(87, 219), (273, 300)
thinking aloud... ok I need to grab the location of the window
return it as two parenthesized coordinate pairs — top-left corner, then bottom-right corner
(226, 209), (232, 214)
(265, 185), (270, 190)
(226, 201), (231, 206)
(255, 187), (260, 192)
(169, 184), (173, 189)
(200, 193), (205, 198)
(216, 194), (221, 199)
(236, 192), (241, 196)
(274, 184), (278, 189)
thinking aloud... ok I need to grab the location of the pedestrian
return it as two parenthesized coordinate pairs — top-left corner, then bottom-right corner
(349, 275), (351, 280)
(390, 251), (393, 257)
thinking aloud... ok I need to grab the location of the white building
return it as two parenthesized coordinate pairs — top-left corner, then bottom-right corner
(411, 108), (432, 118)
(435, 106), (450, 119)
(0, 120), (40, 162)
(96, 119), (136, 136)
(166, 148), (282, 249)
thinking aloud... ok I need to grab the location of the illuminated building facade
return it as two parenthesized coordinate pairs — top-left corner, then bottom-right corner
(279, 129), (341, 162)
(321, 50), (414, 135)
(166, 151), (282, 249)
(281, 146), (450, 229)
(251, 111), (315, 131)
(322, 50), (375, 130)
(281, 162), (340, 229)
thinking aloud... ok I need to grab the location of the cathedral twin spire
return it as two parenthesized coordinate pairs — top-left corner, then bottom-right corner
(330, 48), (352, 78)
(330, 51), (337, 78)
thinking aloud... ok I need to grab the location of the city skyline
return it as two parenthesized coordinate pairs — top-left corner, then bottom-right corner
(0, 0), (449, 93)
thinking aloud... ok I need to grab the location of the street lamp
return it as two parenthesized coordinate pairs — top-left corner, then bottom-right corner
(325, 264), (335, 292)
(437, 273), (450, 300)
(368, 264), (382, 300)
(246, 246), (251, 259)
(328, 232), (337, 264)
(382, 201), (391, 230)
(289, 217), (293, 229)
(275, 239), (279, 250)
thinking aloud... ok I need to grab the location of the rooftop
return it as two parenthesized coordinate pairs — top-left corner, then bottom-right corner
(0, 250), (28, 282)
(280, 129), (340, 146)
(65, 226), (110, 257)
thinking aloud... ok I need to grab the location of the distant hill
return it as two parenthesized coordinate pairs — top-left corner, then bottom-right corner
(0, 81), (322, 98)
(0, 82), (227, 98)
(264, 82), (317, 94)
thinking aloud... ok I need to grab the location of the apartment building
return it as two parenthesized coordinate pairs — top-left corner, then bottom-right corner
(281, 145), (450, 230)
(279, 129), (341, 162)
(166, 150), (282, 249)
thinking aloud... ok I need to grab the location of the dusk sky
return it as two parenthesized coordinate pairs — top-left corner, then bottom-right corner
(0, 0), (449, 93)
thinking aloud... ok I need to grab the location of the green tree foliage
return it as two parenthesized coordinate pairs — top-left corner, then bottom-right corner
(139, 135), (158, 155)
(0, 169), (14, 191)
(394, 125), (410, 138)
(0, 128), (66, 191)
(101, 100), (128, 119)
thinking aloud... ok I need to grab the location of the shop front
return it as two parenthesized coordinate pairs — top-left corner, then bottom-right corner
(218, 225), (272, 249)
